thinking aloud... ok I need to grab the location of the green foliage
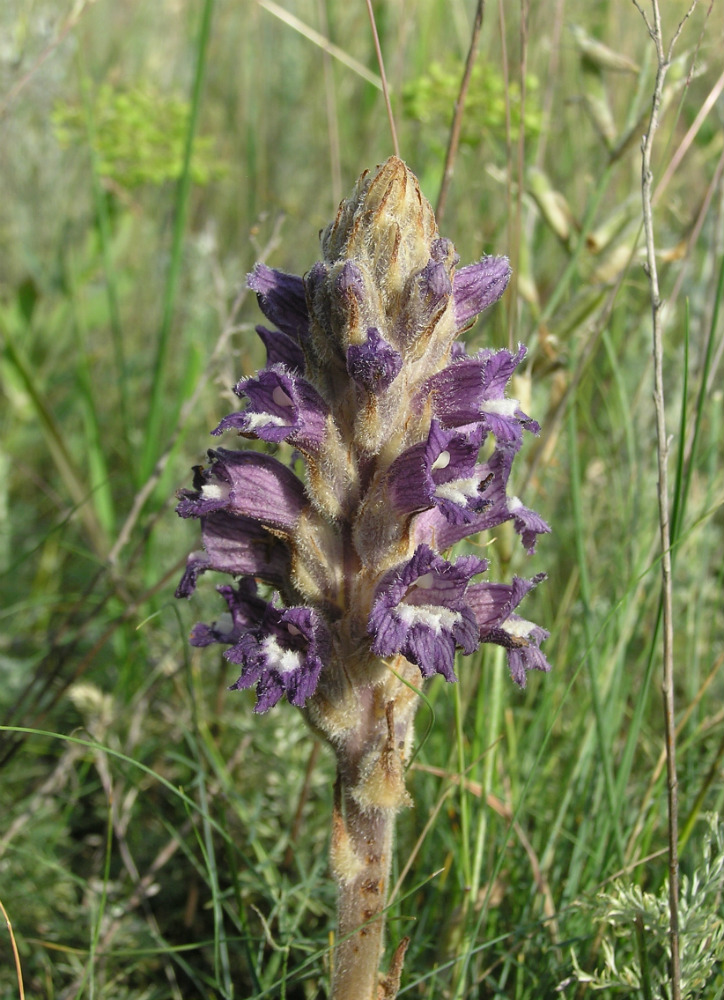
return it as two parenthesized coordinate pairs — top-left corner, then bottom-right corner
(53, 84), (226, 189)
(568, 815), (724, 999)
(402, 58), (542, 151)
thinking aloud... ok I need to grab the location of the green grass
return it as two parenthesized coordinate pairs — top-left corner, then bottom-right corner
(1, 0), (723, 997)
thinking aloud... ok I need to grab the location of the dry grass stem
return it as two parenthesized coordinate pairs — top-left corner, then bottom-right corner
(633, 2), (700, 996)
(365, 0), (399, 157)
(435, 0), (486, 225)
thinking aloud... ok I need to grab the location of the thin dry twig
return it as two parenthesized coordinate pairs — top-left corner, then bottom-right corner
(255, 0), (382, 90)
(632, 3), (699, 997)
(435, 0), (486, 225)
(0, 897), (26, 1000)
(365, 0), (399, 157)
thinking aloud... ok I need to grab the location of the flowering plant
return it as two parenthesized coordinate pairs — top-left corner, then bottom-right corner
(176, 156), (550, 999)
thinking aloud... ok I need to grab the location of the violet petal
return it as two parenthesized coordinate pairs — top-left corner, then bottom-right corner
(452, 256), (511, 327)
(418, 259), (452, 311)
(429, 345), (539, 450)
(387, 421), (489, 524)
(189, 580), (267, 647)
(346, 327), (403, 394)
(175, 510), (291, 598)
(213, 366), (329, 451)
(369, 545), (486, 680)
(466, 574), (550, 686)
(255, 325), (306, 371)
(176, 448), (307, 532)
(412, 447), (527, 550)
(508, 497), (552, 555)
(247, 263), (309, 342)
(227, 601), (330, 712)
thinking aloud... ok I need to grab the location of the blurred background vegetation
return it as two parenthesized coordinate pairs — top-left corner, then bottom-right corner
(1, 0), (723, 997)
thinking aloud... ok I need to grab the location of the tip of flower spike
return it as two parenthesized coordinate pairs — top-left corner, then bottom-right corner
(321, 155), (437, 273)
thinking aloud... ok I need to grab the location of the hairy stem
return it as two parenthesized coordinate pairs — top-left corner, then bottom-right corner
(331, 782), (396, 1000)
(321, 661), (420, 999)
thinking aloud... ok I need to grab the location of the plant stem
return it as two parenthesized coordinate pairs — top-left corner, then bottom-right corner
(322, 662), (420, 999)
(331, 781), (396, 1000)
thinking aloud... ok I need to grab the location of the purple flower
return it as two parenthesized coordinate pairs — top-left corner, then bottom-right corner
(386, 420), (491, 524)
(508, 496), (552, 555)
(304, 259), (367, 353)
(413, 447), (551, 555)
(428, 345), (540, 450)
(336, 260), (367, 302)
(175, 510), (291, 598)
(247, 263), (309, 343)
(226, 599), (331, 713)
(176, 448), (307, 533)
(213, 365), (329, 453)
(368, 546), (486, 681)
(416, 257), (453, 315)
(254, 325), (306, 371)
(467, 574), (551, 686)
(188, 579), (268, 647)
(346, 328), (403, 394)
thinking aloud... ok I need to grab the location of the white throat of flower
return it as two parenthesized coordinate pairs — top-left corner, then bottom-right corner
(262, 634), (303, 674)
(396, 602), (461, 635)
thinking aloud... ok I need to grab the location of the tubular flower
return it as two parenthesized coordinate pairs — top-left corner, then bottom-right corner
(368, 545), (486, 682)
(176, 156), (550, 713)
(226, 598), (331, 714)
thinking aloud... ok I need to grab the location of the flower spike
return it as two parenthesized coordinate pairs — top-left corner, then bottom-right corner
(177, 156), (551, 998)
(177, 156), (550, 716)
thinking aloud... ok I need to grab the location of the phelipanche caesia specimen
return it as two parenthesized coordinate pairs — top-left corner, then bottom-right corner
(176, 157), (550, 998)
